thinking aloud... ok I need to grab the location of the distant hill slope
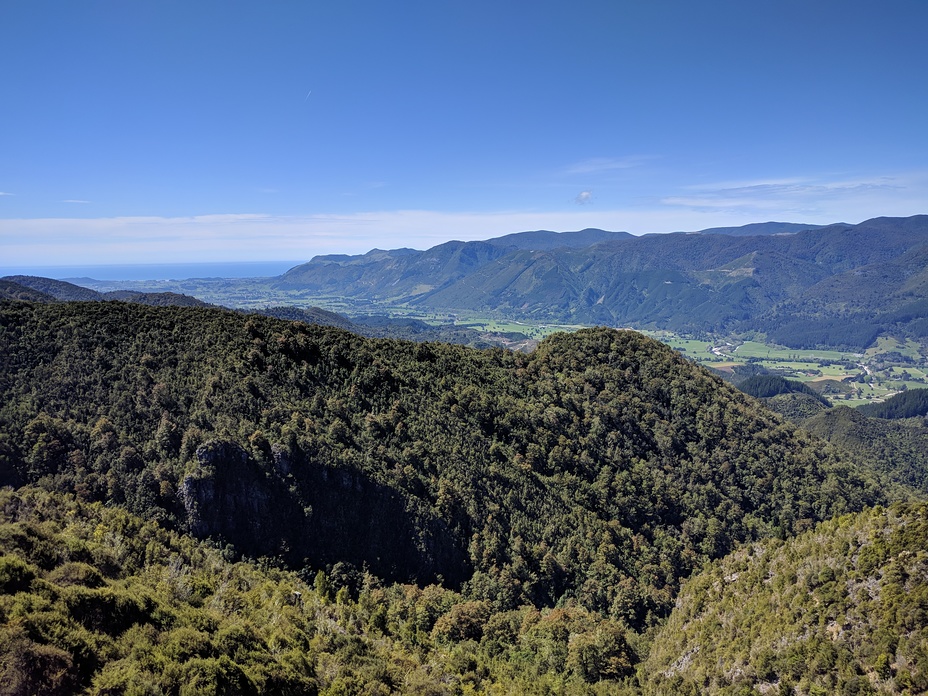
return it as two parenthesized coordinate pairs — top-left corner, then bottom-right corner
(3, 275), (103, 302)
(734, 374), (829, 404)
(801, 405), (928, 493)
(857, 387), (928, 419)
(483, 227), (633, 249)
(3, 275), (210, 308)
(0, 279), (56, 303)
(274, 215), (928, 348)
(642, 502), (928, 695)
(0, 300), (889, 632)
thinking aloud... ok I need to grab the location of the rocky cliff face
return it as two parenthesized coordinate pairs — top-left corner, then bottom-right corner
(180, 439), (470, 585)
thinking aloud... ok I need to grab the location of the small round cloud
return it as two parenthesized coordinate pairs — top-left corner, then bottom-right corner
(575, 190), (593, 205)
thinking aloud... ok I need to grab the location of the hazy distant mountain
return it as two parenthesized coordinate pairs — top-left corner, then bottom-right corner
(693, 221), (824, 236)
(276, 216), (928, 348)
(483, 227), (633, 249)
(4, 275), (104, 302)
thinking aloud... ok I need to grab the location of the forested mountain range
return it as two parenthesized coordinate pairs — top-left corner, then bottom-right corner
(276, 215), (928, 349)
(1, 299), (914, 692)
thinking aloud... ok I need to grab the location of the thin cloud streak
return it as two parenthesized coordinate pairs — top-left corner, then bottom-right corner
(662, 171), (928, 218)
(565, 156), (652, 175)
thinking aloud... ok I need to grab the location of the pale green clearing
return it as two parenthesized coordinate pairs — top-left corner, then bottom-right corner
(733, 341), (857, 362)
(866, 336), (924, 360)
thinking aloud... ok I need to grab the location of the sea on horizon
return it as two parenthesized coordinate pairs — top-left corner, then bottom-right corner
(0, 260), (304, 281)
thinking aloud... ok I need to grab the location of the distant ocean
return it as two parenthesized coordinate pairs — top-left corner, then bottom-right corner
(0, 261), (304, 281)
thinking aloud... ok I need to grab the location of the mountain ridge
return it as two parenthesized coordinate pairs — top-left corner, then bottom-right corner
(274, 215), (928, 346)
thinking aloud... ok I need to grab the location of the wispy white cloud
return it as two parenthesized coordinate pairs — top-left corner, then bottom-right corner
(678, 176), (808, 191)
(0, 192), (15, 197)
(661, 171), (928, 220)
(62, 199), (91, 204)
(565, 156), (652, 175)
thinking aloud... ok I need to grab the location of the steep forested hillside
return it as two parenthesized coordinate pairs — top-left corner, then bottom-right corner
(641, 502), (928, 695)
(0, 300), (887, 635)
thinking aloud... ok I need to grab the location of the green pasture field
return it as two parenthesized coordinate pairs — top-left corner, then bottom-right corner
(661, 338), (716, 357)
(732, 341), (858, 362)
(866, 336), (924, 360)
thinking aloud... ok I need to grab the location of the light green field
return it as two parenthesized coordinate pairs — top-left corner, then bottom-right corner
(662, 338), (715, 357)
(733, 341), (857, 362)
(866, 336), (924, 360)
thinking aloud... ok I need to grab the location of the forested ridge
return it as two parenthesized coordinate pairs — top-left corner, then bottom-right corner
(0, 299), (909, 692)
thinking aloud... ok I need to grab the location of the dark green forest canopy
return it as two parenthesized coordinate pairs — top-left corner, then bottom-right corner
(0, 301), (887, 631)
(735, 375), (829, 404)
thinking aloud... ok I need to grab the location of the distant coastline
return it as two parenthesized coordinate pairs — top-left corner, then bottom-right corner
(0, 260), (304, 281)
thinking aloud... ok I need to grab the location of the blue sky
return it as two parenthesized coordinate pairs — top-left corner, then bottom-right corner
(2, 0), (927, 266)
